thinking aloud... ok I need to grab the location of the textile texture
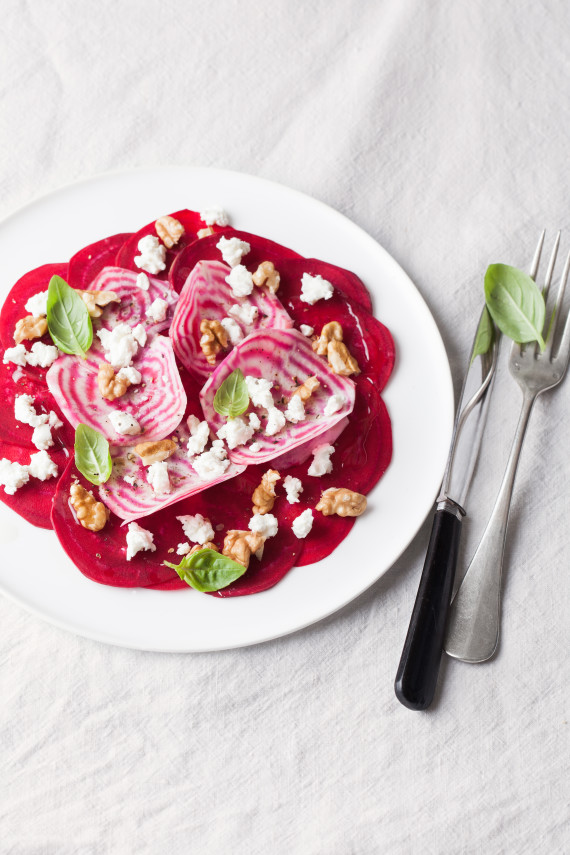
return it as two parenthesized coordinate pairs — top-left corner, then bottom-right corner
(1, 0), (569, 852)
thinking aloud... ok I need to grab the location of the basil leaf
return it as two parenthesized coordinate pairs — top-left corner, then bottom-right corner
(471, 305), (495, 364)
(213, 368), (249, 419)
(484, 264), (546, 350)
(74, 423), (112, 485)
(164, 548), (246, 592)
(47, 274), (93, 357)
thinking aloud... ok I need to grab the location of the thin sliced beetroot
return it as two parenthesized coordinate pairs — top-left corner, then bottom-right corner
(170, 260), (294, 379)
(0, 439), (69, 529)
(0, 263), (67, 350)
(115, 210), (222, 279)
(86, 267), (179, 334)
(67, 234), (133, 290)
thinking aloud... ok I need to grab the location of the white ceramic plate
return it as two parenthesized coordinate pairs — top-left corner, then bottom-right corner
(0, 167), (453, 651)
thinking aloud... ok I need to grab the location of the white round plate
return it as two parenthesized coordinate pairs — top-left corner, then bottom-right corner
(0, 167), (453, 651)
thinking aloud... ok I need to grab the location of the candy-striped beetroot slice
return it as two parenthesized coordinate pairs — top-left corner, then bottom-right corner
(46, 336), (186, 447)
(87, 267), (179, 334)
(67, 234), (132, 290)
(200, 328), (355, 466)
(0, 263), (67, 350)
(170, 260), (294, 379)
(99, 422), (246, 523)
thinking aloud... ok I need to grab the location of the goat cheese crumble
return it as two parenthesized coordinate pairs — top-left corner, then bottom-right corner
(308, 444), (335, 476)
(145, 297), (168, 323)
(14, 394), (48, 428)
(249, 513), (278, 539)
(186, 417), (210, 456)
(108, 410), (142, 436)
(284, 475), (303, 503)
(292, 509), (314, 539)
(0, 459), (30, 494)
(245, 376), (274, 409)
(26, 342), (59, 368)
(217, 236), (251, 267)
(284, 395), (305, 424)
(265, 407), (286, 436)
(220, 317), (244, 346)
(126, 522), (156, 561)
(226, 265), (254, 298)
(323, 394), (345, 417)
(135, 272), (150, 291)
(97, 323), (140, 370)
(177, 513), (215, 545)
(24, 290), (49, 317)
(132, 324), (147, 347)
(300, 324), (314, 336)
(228, 303), (259, 326)
(300, 272), (334, 305)
(31, 423), (53, 451)
(192, 439), (230, 480)
(201, 206), (230, 227)
(134, 235), (166, 275)
(116, 366), (142, 385)
(3, 344), (28, 366)
(147, 461), (171, 494)
(28, 450), (58, 481)
(216, 415), (255, 449)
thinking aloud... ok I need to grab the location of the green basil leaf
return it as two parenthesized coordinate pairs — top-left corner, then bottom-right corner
(164, 548), (246, 592)
(484, 264), (546, 350)
(471, 305), (495, 364)
(213, 368), (249, 419)
(74, 423), (112, 485)
(47, 274), (93, 357)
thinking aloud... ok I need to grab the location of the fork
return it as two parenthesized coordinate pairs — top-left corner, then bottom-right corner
(444, 232), (570, 663)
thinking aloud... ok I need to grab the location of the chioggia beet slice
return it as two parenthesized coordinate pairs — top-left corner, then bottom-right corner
(86, 266), (179, 334)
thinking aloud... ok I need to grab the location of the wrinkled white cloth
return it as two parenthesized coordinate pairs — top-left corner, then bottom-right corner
(1, 1), (569, 852)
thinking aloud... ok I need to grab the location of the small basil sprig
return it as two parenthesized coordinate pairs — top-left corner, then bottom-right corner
(47, 274), (93, 357)
(471, 305), (495, 363)
(484, 264), (545, 350)
(213, 368), (249, 419)
(74, 424), (112, 485)
(164, 548), (246, 592)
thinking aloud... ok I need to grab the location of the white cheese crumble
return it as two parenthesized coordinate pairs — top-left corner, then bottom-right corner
(217, 236), (251, 267)
(284, 395), (305, 424)
(31, 423), (53, 451)
(284, 475), (303, 504)
(300, 324), (314, 337)
(308, 444), (335, 476)
(177, 542), (191, 555)
(177, 513), (215, 545)
(265, 407), (286, 436)
(14, 394), (48, 428)
(201, 206), (230, 227)
(3, 344), (28, 366)
(48, 411), (63, 429)
(300, 272), (334, 305)
(135, 272), (150, 291)
(132, 324), (147, 347)
(97, 323), (140, 369)
(116, 366), (142, 385)
(186, 418), (210, 457)
(108, 410), (142, 436)
(249, 442), (262, 453)
(292, 509), (314, 539)
(228, 302), (259, 326)
(226, 265), (254, 298)
(220, 317), (244, 346)
(192, 439), (230, 480)
(126, 521), (156, 561)
(124, 474), (137, 487)
(245, 376), (274, 409)
(26, 342), (59, 368)
(145, 297), (168, 323)
(147, 461), (171, 494)
(323, 394), (346, 417)
(216, 415), (255, 449)
(134, 235), (166, 275)
(248, 512), (278, 539)
(24, 290), (49, 317)
(28, 450), (58, 481)
(0, 459), (30, 494)
(248, 412), (261, 430)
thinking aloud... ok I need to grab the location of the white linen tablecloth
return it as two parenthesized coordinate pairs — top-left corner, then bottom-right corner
(1, 1), (569, 852)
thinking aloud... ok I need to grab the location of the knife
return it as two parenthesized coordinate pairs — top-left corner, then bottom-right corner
(394, 308), (498, 710)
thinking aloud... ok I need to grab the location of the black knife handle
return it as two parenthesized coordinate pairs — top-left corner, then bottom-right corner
(394, 507), (462, 711)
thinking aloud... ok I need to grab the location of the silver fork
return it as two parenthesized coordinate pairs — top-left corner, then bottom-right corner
(445, 232), (570, 663)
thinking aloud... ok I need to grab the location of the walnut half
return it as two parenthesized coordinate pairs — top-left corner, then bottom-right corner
(316, 487), (367, 518)
(252, 469), (280, 515)
(188, 542), (218, 556)
(155, 215), (185, 249)
(70, 483), (109, 531)
(293, 375), (320, 404)
(97, 363), (130, 401)
(312, 322), (359, 376)
(222, 530), (264, 569)
(133, 439), (177, 466)
(252, 261), (280, 295)
(78, 290), (120, 319)
(14, 316), (48, 345)
(199, 319), (228, 365)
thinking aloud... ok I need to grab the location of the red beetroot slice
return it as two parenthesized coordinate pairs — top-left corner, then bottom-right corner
(0, 263), (67, 350)
(115, 210), (221, 280)
(0, 363), (74, 450)
(0, 439), (69, 529)
(67, 234), (133, 290)
(170, 260), (294, 380)
(46, 336), (186, 447)
(168, 228), (302, 294)
(200, 328), (355, 467)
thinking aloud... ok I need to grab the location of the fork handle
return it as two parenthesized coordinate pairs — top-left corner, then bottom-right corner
(394, 505), (462, 710)
(444, 392), (535, 663)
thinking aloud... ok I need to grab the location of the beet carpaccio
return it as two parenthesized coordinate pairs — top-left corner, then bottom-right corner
(0, 209), (394, 596)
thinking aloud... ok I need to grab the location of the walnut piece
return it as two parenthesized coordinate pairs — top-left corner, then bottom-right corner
(70, 483), (109, 532)
(293, 375), (320, 404)
(312, 321), (343, 356)
(222, 530), (265, 569)
(14, 316), (48, 345)
(155, 215), (185, 249)
(252, 261), (280, 295)
(327, 340), (360, 376)
(316, 487), (367, 517)
(197, 226), (215, 239)
(78, 290), (120, 319)
(133, 439), (177, 466)
(199, 319), (228, 365)
(97, 363), (131, 401)
(188, 541), (219, 556)
(252, 469), (281, 515)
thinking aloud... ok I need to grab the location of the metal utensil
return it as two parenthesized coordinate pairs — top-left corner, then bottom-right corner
(445, 232), (570, 663)
(394, 304), (499, 710)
